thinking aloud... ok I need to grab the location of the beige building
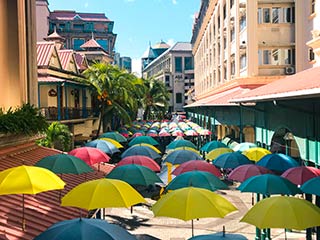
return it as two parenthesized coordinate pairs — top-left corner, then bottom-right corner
(0, 0), (37, 110)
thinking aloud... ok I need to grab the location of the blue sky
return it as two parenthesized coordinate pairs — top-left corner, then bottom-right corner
(48, 0), (200, 75)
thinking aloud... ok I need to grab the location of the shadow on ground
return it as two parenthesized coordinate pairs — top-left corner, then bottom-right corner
(106, 214), (152, 231)
(134, 234), (161, 240)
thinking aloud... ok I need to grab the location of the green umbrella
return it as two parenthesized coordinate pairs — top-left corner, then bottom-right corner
(200, 141), (228, 153)
(98, 131), (127, 143)
(166, 139), (197, 150)
(35, 154), (93, 174)
(128, 136), (159, 146)
(106, 164), (163, 186)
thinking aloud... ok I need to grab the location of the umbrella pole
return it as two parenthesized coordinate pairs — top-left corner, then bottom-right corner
(22, 194), (26, 231)
(316, 196), (320, 240)
(191, 219), (194, 237)
(255, 193), (261, 240)
(284, 229), (287, 240)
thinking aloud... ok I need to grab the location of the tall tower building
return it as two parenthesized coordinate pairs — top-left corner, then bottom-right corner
(36, 0), (50, 41)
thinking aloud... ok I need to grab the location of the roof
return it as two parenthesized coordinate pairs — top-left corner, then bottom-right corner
(74, 53), (88, 70)
(36, 42), (56, 67)
(58, 49), (74, 70)
(80, 38), (103, 49)
(141, 46), (157, 59)
(50, 10), (111, 22)
(45, 30), (65, 41)
(152, 41), (170, 49)
(231, 67), (320, 103)
(170, 42), (192, 52)
(0, 142), (114, 239)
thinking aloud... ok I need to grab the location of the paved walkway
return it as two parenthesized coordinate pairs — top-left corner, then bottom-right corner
(103, 186), (309, 240)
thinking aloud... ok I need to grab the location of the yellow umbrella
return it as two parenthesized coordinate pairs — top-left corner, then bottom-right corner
(241, 196), (320, 230)
(206, 148), (234, 161)
(61, 178), (146, 210)
(167, 147), (200, 155)
(99, 138), (124, 149)
(0, 165), (65, 230)
(132, 143), (161, 154)
(242, 147), (271, 162)
(152, 187), (237, 236)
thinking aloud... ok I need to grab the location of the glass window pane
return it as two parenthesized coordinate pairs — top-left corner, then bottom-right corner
(184, 57), (194, 70)
(175, 57), (182, 72)
(73, 39), (85, 50)
(263, 8), (270, 23)
(96, 39), (108, 51)
(272, 8), (280, 23)
(176, 93), (182, 104)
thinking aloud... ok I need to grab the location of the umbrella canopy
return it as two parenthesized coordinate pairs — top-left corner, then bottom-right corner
(35, 154), (93, 174)
(232, 142), (257, 152)
(228, 164), (273, 182)
(152, 187), (237, 221)
(99, 132), (127, 143)
(172, 160), (221, 177)
(242, 147), (271, 162)
(167, 147), (200, 155)
(256, 153), (299, 172)
(213, 152), (253, 169)
(301, 177), (320, 196)
(69, 147), (110, 166)
(61, 179), (146, 210)
(237, 174), (301, 196)
(281, 166), (320, 185)
(166, 171), (228, 192)
(240, 196), (320, 230)
(200, 141), (228, 153)
(166, 139), (197, 150)
(85, 139), (120, 155)
(117, 155), (160, 172)
(106, 164), (163, 186)
(34, 218), (137, 240)
(132, 143), (161, 154)
(121, 145), (161, 160)
(129, 136), (159, 146)
(206, 148), (234, 161)
(99, 138), (124, 149)
(188, 232), (248, 240)
(163, 150), (203, 165)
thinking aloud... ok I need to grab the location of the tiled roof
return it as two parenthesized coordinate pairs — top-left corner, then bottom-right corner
(74, 53), (87, 70)
(36, 42), (56, 67)
(231, 67), (320, 103)
(80, 38), (102, 49)
(0, 142), (114, 239)
(58, 50), (74, 70)
(45, 30), (64, 41)
(50, 10), (111, 22)
(170, 42), (192, 52)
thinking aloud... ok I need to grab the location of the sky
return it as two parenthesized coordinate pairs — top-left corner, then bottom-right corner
(48, 0), (201, 75)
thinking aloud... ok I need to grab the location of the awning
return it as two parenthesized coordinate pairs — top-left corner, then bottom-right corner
(38, 76), (88, 86)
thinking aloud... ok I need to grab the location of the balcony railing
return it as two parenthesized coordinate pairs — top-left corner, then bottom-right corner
(40, 107), (99, 121)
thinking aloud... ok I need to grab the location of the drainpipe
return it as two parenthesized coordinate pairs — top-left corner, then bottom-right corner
(57, 85), (61, 121)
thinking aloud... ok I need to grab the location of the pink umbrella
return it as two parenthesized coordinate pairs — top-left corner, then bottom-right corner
(117, 155), (160, 172)
(228, 164), (273, 182)
(281, 166), (320, 185)
(159, 131), (170, 137)
(132, 132), (144, 137)
(69, 147), (110, 166)
(172, 130), (184, 137)
(172, 160), (222, 177)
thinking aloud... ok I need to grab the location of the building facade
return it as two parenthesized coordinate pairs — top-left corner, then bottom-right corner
(119, 56), (132, 73)
(141, 41), (170, 72)
(142, 42), (194, 112)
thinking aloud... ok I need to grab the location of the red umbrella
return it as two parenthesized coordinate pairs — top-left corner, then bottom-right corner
(117, 155), (160, 172)
(281, 166), (320, 185)
(69, 147), (110, 166)
(172, 160), (222, 177)
(228, 164), (273, 182)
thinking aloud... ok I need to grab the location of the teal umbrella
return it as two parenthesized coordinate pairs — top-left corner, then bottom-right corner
(256, 153), (299, 173)
(106, 164), (163, 186)
(99, 131), (127, 143)
(200, 141), (227, 153)
(237, 174), (302, 196)
(128, 136), (159, 146)
(121, 145), (161, 160)
(301, 177), (320, 196)
(166, 139), (197, 150)
(86, 139), (120, 155)
(189, 232), (247, 240)
(163, 150), (202, 165)
(213, 152), (253, 169)
(35, 154), (93, 174)
(166, 171), (228, 192)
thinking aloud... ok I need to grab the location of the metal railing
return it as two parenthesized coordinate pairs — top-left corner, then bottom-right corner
(40, 107), (99, 121)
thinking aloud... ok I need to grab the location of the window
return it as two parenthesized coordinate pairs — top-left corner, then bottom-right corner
(176, 93), (182, 104)
(175, 57), (182, 72)
(240, 15), (246, 31)
(231, 28), (235, 41)
(97, 39), (108, 51)
(263, 8), (270, 23)
(258, 48), (295, 65)
(73, 38), (85, 50)
(272, 7), (280, 23)
(240, 54), (247, 69)
(311, 0), (316, 14)
(73, 24), (84, 31)
(165, 75), (170, 87)
(309, 48), (315, 62)
(258, 7), (294, 24)
(184, 57), (194, 70)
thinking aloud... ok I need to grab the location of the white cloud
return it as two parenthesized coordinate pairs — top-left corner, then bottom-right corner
(167, 38), (176, 47)
(84, 2), (89, 8)
(131, 58), (142, 77)
(172, 0), (178, 4)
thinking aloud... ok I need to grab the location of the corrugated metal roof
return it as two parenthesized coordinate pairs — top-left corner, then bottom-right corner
(50, 11), (111, 22)
(80, 38), (102, 49)
(58, 49), (74, 70)
(36, 42), (56, 67)
(0, 142), (114, 239)
(231, 67), (320, 103)
(38, 76), (65, 83)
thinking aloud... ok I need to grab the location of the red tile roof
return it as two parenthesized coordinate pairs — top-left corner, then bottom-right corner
(80, 38), (102, 49)
(0, 142), (114, 239)
(50, 11), (111, 22)
(231, 67), (320, 103)
(36, 42), (56, 67)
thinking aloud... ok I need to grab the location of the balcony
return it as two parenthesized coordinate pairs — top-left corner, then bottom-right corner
(40, 107), (99, 122)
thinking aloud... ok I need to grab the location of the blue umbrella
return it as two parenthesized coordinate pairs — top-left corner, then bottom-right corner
(213, 152), (253, 169)
(86, 139), (120, 155)
(301, 177), (320, 196)
(200, 141), (227, 153)
(163, 149), (202, 165)
(237, 174), (302, 196)
(189, 232), (248, 240)
(256, 153), (299, 172)
(34, 218), (137, 240)
(121, 145), (161, 160)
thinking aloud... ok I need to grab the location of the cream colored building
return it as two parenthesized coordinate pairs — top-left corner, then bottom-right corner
(0, 0), (37, 110)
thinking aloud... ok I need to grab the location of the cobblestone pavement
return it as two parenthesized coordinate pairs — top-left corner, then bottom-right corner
(104, 185), (309, 240)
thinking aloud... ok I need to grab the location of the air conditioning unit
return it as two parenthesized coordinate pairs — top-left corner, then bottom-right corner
(285, 66), (295, 75)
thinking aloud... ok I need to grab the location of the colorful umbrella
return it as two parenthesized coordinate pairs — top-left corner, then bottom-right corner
(232, 142), (257, 152)
(166, 171), (228, 192)
(121, 145), (161, 160)
(61, 179), (146, 210)
(128, 136), (159, 146)
(0, 165), (65, 230)
(132, 143), (161, 154)
(256, 153), (299, 172)
(85, 139), (120, 155)
(117, 155), (160, 172)
(188, 231), (247, 240)
(35, 153), (93, 174)
(240, 196), (320, 230)
(167, 147), (200, 155)
(69, 147), (110, 165)
(200, 141), (227, 153)
(281, 166), (320, 185)
(99, 138), (124, 149)
(163, 150), (202, 165)
(106, 164), (162, 186)
(206, 148), (234, 161)
(213, 152), (253, 169)
(301, 177), (320, 196)
(237, 174), (301, 196)
(166, 139), (197, 150)
(172, 160), (221, 177)
(242, 147), (271, 162)
(99, 131), (127, 143)
(34, 218), (137, 240)
(228, 164), (273, 182)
